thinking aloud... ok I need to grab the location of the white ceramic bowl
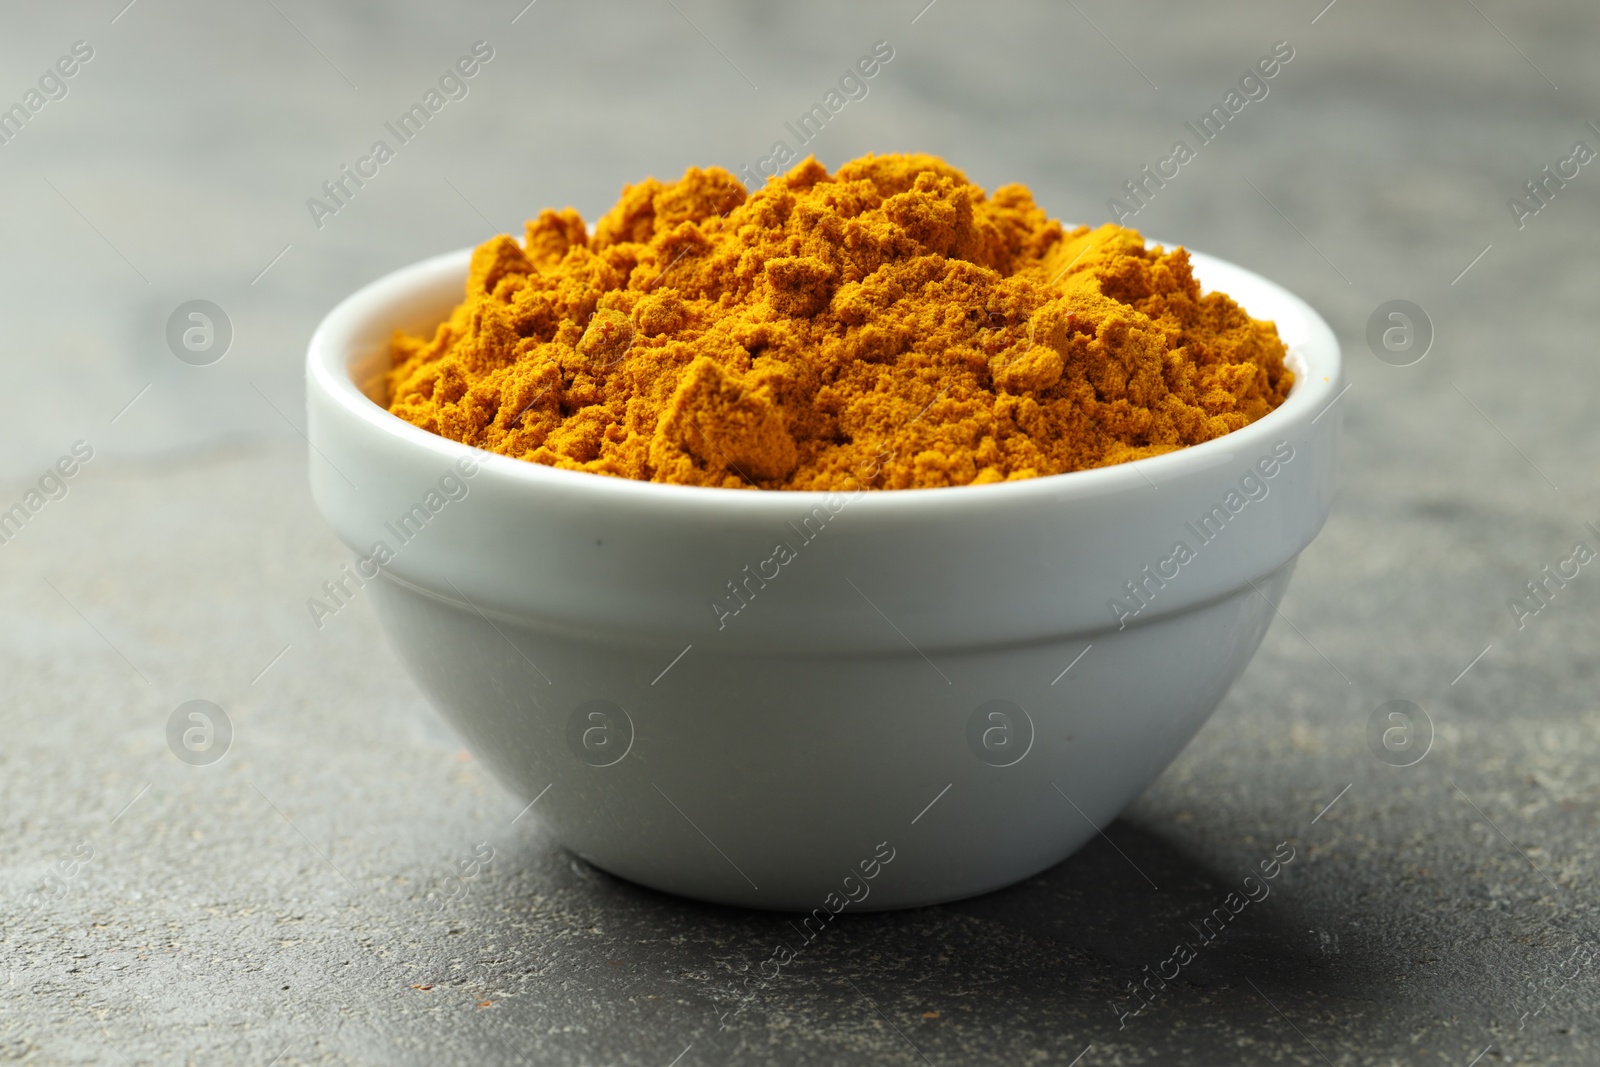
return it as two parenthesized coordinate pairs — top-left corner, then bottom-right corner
(306, 244), (1341, 911)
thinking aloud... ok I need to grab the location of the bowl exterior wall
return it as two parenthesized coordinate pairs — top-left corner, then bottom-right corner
(368, 562), (1292, 911)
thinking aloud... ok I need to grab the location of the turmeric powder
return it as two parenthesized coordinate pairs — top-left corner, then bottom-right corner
(387, 153), (1293, 490)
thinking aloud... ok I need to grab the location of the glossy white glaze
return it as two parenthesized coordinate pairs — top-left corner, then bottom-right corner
(307, 245), (1342, 910)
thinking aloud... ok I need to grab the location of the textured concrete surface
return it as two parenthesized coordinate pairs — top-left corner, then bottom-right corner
(4, 1), (1600, 1063)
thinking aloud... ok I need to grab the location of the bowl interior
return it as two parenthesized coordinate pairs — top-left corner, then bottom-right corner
(313, 240), (1340, 506)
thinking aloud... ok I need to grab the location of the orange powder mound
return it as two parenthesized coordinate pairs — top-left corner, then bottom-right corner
(386, 153), (1294, 490)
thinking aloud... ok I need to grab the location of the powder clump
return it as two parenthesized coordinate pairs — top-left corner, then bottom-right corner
(387, 153), (1294, 490)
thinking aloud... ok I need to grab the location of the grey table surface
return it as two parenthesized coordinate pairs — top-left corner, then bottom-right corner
(4, 1), (1599, 1064)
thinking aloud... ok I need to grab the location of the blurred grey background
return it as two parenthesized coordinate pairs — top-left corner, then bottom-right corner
(4, 1), (1599, 1063)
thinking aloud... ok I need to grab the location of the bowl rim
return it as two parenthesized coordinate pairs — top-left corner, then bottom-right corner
(307, 242), (1341, 512)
